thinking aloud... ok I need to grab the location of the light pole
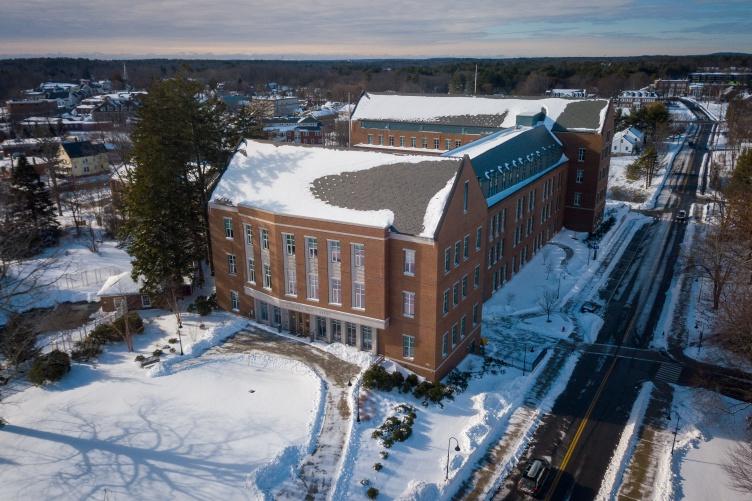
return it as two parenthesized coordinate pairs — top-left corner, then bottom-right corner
(348, 378), (360, 423)
(668, 411), (680, 455)
(177, 318), (184, 356)
(446, 437), (460, 480)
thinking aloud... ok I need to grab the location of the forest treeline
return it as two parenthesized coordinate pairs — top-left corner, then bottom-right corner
(1, 54), (751, 101)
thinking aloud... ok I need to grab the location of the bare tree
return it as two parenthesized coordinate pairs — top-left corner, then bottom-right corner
(36, 135), (64, 216)
(723, 438), (752, 494)
(538, 288), (558, 322)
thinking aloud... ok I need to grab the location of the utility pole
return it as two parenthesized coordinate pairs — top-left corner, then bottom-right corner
(347, 92), (352, 148)
(474, 64), (478, 96)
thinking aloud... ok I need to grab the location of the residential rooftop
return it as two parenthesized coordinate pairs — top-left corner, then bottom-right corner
(211, 140), (462, 238)
(352, 92), (610, 133)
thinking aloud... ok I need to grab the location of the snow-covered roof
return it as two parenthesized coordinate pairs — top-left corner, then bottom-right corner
(352, 92), (609, 133)
(97, 271), (143, 297)
(211, 140), (462, 237)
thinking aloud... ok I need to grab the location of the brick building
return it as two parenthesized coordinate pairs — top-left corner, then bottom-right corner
(209, 128), (570, 379)
(350, 92), (613, 232)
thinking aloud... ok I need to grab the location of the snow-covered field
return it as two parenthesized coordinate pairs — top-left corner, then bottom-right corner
(0, 311), (323, 500)
(2, 231), (132, 324)
(667, 386), (752, 501)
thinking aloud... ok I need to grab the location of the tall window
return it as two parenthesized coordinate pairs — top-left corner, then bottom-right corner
(285, 268), (296, 295)
(331, 320), (342, 342)
(329, 240), (341, 263)
(247, 258), (256, 283)
(476, 226), (482, 251)
(227, 254), (237, 275)
(330, 278), (342, 305)
(224, 218), (234, 238)
(451, 324), (458, 347)
(442, 332), (449, 358)
(263, 263), (272, 289)
(353, 282), (365, 309)
(307, 273), (319, 300)
(388, 135), (394, 146)
(362, 326), (373, 351)
(576, 169), (584, 183)
(306, 237), (317, 258)
(446, 139), (453, 150)
(472, 303), (479, 325)
(403, 249), (416, 276)
(444, 248), (451, 273)
(573, 192), (582, 207)
(411, 137), (417, 148)
(452, 283), (459, 306)
(463, 181), (469, 212)
(454, 241), (461, 267)
(434, 138), (440, 149)
(461, 275), (468, 298)
(460, 316), (467, 338)
(352, 243), (365, 268)
(403, 291), (415, 318)
(367, 134), (373, 144)
(463, 235), (470, 260)
(230, 290), (239, 311)
(577, 147), (586, 162)
(261, 229), (269, 250)
(284, 234), (296, 255)
(422, 137), (428, 148)
(399, 136), (405, 147)
(443, 290), (449, 315)
(403, 335), (415, 359)
(455, 140), (462, 148)
(346, 322), (357, 346)
(474, 265), (480, 289)
(244, 224), (253, 245)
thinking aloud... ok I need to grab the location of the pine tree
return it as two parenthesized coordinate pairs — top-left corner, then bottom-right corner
(1, 156), (59, 258)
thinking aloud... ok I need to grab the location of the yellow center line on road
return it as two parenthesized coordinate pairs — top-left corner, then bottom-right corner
(544, 355), (619, 501)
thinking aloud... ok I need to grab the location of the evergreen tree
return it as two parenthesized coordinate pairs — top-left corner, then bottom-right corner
(0, 156), (59, 258)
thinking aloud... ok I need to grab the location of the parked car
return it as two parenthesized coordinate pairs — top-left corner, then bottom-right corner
(675, 209), (687, 221)
(517, 458), (551, 496)
(580, 301), (599, 313)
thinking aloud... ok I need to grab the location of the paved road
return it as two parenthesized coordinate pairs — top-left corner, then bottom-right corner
(491, 102), (721, 501)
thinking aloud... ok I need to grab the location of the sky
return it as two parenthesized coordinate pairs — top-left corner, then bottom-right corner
(1, 0), (750, 59)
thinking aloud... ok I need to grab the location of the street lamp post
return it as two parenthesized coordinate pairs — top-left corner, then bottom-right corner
(668, 411), (680, 455)
(446, 437), (460, 481)
(177, 319), (184, 356)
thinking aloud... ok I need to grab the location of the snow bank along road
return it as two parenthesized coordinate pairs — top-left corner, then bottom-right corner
(483, 102), (732, 501)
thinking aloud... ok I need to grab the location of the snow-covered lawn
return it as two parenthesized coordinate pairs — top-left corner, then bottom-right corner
(667, 386), (752, 501)
(0, 311), (324, 500)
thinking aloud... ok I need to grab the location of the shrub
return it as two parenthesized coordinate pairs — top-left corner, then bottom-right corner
(152, 349), (163, 357)
(190, 295), (215, 316)
(168, 338), (178, 344)
(379, 450), (389, 460)
(112, 312), (144, 335)
(373, 404), (417, 447)
(28, 350), (71, 385)
(366, 487), (379, 499)
(446, 370), (471, 393)
(134, 355), (145, 362)
(89, 323), (118, 343)
(373, 462), (382, 471)
(405, 374), (419, 387)
(71, 338), (103, 361)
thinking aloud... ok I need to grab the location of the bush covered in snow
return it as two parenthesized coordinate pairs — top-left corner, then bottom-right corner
(363, 365), (457, 404)
(366, 487), (379, 499)
(72, 313), (144, 361)
(188, 294), (218, 316)
(371, 404), (417, 448)
(28, 350), (70, 385)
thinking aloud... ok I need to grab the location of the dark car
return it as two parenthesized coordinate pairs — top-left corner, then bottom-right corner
(517, 458), (550, 497)
(675, 209), (687, 222)
(580, 301), (599, 313)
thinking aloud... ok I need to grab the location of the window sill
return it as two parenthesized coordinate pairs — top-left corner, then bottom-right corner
(285, 294), (297, 298)
(352, 307), (365, 312)
(403, 272), (415, 277)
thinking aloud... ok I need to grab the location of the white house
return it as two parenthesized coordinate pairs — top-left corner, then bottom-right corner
(612, 127), (645, 155)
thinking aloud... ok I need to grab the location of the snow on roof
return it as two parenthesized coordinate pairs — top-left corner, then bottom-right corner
(212, 140), (461, 237)
(352, 92), (609, 132)
(97, 271), (143, 297)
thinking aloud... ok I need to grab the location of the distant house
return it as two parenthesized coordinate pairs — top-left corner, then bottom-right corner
(617, 89), (659, 110)
(91, 92), (145, 125)
(653, 79), (689, 98)
(250, 95), (300, 117)
(612, 127), (645, 155)
(263, 115), (323, 145)
(58, 141), (109, 177)
(546, 88), (589, 98)
(97, 271), (192, 312)
(97, 272), (152, 312)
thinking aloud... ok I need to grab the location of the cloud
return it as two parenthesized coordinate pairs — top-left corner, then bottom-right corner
(0, 0), (749, 57)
